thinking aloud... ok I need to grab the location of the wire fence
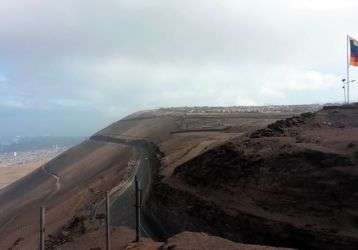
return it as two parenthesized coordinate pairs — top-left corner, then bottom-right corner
(2, 139), (162, 250)
(37, 173), (146, 250)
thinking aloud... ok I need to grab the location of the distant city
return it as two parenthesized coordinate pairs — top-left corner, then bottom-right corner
(0, 104), (326, 169)
(159, 104), (323, 114)
(0, 136), (86, 168)
(0, 136), (86, 153)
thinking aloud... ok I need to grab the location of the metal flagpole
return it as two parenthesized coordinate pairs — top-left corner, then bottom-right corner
(347, 35), (350, 104)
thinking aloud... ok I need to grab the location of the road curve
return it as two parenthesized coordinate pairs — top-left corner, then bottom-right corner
(90, 135), (164, 239)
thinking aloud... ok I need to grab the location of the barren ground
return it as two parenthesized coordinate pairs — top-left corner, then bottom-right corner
(149, 105), (358, 249)
(1, 107), (334, 249)
(0, 162), (43, 189)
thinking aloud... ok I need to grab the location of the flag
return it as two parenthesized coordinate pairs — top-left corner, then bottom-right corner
(350, 36), (358, 66)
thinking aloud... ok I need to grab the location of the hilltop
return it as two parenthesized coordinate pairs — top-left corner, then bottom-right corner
(149, 104), (358, 249)
(1, 104), (355, 249)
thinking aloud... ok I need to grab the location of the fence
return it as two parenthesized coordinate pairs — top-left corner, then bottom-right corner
(2, 138), (163, 250)
(39, 174), (144, 250)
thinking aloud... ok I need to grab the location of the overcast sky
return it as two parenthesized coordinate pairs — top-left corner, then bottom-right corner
(1, 0), (358, 137)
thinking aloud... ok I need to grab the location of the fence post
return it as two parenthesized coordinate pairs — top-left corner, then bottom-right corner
(135, 176), (141, 242)
(106, 191), (111, 250)
(40, 206), (45, 250)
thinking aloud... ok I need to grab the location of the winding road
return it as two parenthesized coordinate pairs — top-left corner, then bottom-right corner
(90, 135), (164, 240)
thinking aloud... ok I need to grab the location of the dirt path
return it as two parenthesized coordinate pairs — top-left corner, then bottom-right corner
(41, 166), (61, 192)
(90, 136), (163, 239)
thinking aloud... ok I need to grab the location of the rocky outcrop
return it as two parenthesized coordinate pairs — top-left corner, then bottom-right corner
(250, 113), (314, 138)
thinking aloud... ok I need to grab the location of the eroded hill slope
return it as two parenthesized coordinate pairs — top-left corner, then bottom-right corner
(0, 107), (315, 249)
(149, 106), (358, 250)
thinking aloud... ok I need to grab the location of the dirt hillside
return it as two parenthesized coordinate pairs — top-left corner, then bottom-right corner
(148, 105), (358, 250)
(0, 107), (317, 249)
(124, 231), (295, 250)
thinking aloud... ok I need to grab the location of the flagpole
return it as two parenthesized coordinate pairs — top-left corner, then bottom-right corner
(347, 35), (350, 104)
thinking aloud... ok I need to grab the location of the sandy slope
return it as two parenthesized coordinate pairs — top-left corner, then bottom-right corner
(0, 140), (135, 249)
(0, 162), (43, 189)
(0, 109), (298, 249)
(124, 231), (295, 250)
(149, 106), (358, 249)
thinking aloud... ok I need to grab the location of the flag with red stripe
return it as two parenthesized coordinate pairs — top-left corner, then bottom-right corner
(350, 36), (358, 67)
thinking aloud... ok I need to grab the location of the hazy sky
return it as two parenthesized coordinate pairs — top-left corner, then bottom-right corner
(1, 0), (358, 136)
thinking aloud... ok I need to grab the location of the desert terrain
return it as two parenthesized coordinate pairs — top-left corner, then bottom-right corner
(1, 104), (357, 249)
(148, 105), (358, 250)
(0, 162), (43, 190)
(0, 148), (66, 189)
